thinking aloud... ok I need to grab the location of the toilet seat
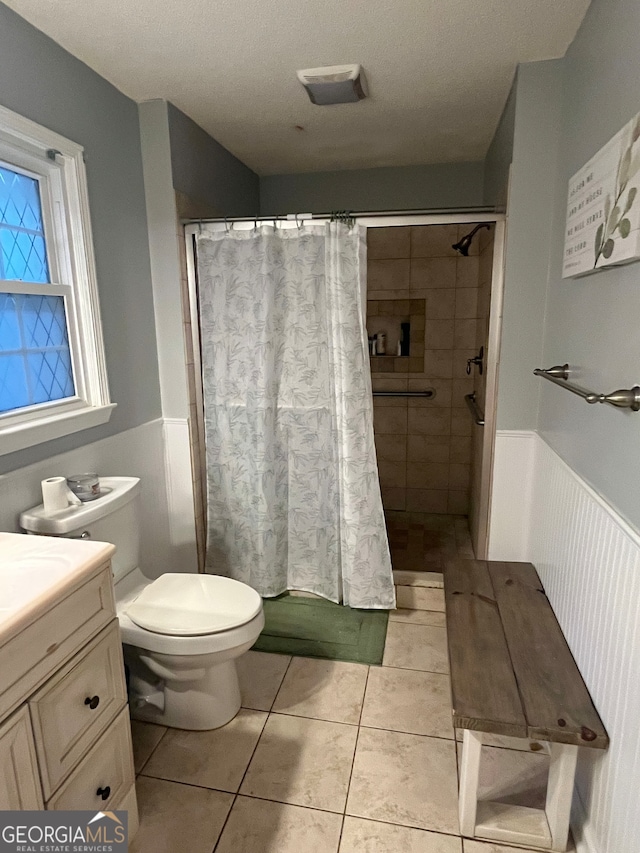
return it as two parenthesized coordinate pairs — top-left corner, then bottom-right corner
(126, 572), (262, 636)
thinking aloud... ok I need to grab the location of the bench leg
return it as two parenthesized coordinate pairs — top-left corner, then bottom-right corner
(545, 743), (578, 852)
(459, 729), (483, 836)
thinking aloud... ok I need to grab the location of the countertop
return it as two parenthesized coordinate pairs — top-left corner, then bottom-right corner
(0, 532), (115, 643)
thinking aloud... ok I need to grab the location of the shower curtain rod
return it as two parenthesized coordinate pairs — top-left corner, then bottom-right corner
(184, 206), (495, 225)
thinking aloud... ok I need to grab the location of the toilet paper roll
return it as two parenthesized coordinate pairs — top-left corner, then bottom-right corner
(41, 477), (70, 514)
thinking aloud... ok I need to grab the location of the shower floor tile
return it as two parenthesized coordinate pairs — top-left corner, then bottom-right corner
(386, 511), (474, 572)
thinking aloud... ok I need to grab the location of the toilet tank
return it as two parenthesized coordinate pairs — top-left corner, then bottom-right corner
(20, 476), (141, 583)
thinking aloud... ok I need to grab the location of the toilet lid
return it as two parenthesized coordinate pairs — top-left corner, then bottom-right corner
(125, 573), (262, 636)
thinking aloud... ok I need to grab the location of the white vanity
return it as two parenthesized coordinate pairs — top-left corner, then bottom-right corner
(0, 532), (138, 834)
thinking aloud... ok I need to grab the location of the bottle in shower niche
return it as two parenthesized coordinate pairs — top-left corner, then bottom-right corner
(400, 322), (411, 357)
(376, 332), (386, 355)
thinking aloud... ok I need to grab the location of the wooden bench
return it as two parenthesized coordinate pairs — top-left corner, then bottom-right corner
(444, 559), (608, 852)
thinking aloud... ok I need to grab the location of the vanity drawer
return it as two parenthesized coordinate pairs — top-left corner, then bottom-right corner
(0, 564), (115, 720)
(46, 707), (134, 811)
(30, 620), (127, 798)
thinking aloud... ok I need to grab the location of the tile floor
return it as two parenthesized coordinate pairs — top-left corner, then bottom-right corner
(386, 512), (475, 574)
(130, 608), (556, 853)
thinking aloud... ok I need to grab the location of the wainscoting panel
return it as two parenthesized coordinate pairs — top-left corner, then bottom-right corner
(530, 435), (640, 853)
(0, 419), (176, 578)
(487, 430), (536, 561)
(163, 417), (198, 572)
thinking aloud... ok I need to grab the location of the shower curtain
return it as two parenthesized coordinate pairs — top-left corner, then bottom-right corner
(196, 221), (395, 609)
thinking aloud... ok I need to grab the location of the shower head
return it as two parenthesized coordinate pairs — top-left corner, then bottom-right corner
(452, 223), (491, 256)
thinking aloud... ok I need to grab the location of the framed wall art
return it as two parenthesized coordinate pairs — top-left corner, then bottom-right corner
(562, 112), (640, 277)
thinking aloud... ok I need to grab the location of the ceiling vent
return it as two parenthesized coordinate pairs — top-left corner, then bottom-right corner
(297, 64), (367, 105)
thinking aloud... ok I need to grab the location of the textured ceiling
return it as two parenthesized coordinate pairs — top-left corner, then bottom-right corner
(4, 0), (590, 175)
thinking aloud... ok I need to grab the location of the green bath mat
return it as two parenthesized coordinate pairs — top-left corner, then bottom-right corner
(252, 594), (389, 665)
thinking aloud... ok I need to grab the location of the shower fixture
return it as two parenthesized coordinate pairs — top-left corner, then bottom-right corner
(452, 223), (491, 256)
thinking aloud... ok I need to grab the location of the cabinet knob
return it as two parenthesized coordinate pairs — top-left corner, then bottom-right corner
(96, 786), (111, 801)
(84, 695), (100, 710)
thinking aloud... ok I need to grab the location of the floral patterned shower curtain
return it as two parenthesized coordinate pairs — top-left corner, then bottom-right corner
(196, 222), (395, 609)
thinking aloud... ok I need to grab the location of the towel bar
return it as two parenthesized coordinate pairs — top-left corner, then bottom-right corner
(534, 365), (640, 412)
(372, 390), (434, 397)
(464, 392), (485, 426)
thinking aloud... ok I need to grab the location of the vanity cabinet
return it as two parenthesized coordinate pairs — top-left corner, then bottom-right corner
(47, 707), (134, 811)
(0, 534), (138, 838)
(0, 564), (115, 721)
(0, 707), (43, 810)
(29, 620), (128, 798)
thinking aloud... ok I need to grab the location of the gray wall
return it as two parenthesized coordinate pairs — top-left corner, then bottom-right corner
(167, 102), (259, 217)
(537, 0), (640, 528)
(494, 60), (564, 432)
(489, 0), (640, 528)
(139, 100), (191, 420)
(259, 161), (485, 216)
(483, 76), (516, 210)
(0, 2), (161, 475)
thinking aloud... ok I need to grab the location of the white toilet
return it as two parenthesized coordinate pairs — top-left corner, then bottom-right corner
(20, 477), (264, 730)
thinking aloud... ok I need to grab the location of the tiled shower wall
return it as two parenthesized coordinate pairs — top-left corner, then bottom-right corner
(368, 225), (490, 515)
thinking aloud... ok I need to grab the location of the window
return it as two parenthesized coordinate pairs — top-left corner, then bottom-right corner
(0, 105), (114, 454)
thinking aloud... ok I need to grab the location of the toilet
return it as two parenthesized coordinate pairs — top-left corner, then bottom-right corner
(20, 477), (264, 730)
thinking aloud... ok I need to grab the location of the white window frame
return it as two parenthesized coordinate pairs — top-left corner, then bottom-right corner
(0, 104), (114, 454)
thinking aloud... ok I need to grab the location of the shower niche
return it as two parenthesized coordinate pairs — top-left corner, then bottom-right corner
(367, 299), (425, 373)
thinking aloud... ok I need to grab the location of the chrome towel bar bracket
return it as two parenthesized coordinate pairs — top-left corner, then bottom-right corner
(534, 365), (640, 412)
